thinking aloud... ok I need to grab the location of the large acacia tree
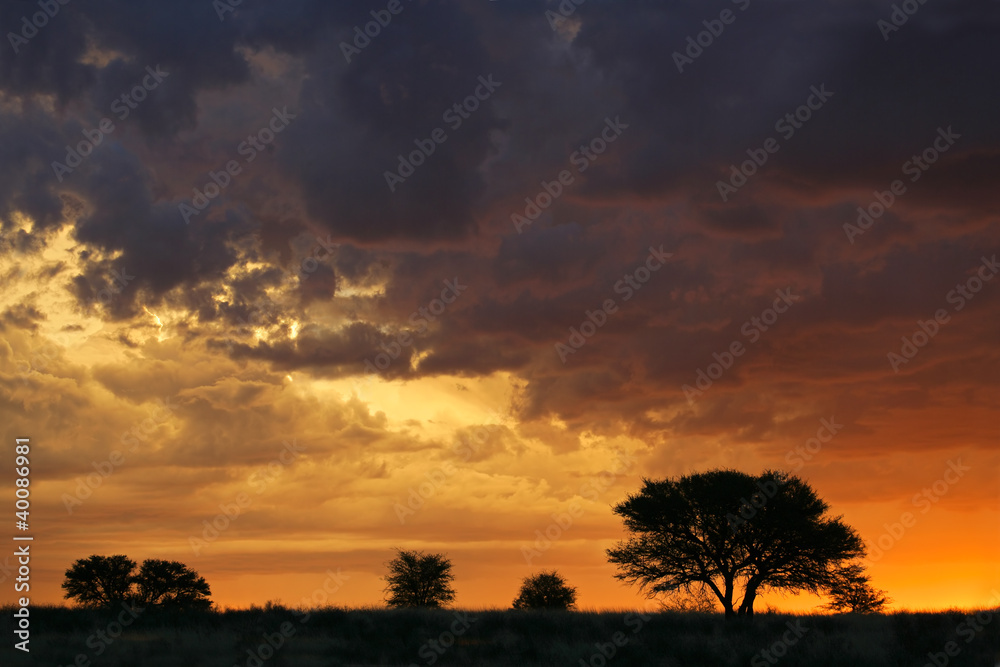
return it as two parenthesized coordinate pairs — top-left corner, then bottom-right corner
(607, 469), (866, 619)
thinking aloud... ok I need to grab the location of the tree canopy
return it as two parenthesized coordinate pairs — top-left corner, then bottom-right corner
(607, 469), (868, 618)
(62, 555), (212, 609)
(62, 554), (136, 608)
(512, 571), (577, 610)
(132, 559), (212, 608)
(383, 549), (456, 608)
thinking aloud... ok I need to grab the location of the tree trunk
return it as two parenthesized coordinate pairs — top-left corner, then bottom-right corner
(738, 586), (758, 617)
(704, 576), (737, 620)
(722, 578), (736, 620)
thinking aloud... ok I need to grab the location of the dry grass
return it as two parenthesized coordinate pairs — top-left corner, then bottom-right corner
(2, 604), (998, 666)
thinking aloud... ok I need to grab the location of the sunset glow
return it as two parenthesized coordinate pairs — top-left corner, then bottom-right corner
(0, 0), (998, 620)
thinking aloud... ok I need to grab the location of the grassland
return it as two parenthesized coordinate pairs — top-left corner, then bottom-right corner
(2, 604), (998, 666)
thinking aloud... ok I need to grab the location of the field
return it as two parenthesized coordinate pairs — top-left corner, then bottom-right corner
(2, 604), (999, 666)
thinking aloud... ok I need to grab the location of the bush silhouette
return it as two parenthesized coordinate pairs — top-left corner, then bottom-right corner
(823, 563), (890, 613)
(383, 549), (456, 608)
(512, 571), (577, 610)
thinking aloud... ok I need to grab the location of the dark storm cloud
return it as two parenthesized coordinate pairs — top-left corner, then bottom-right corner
(278, 15), (507, 241)
(2, 0), (528, 308)
(0, 112), (66, 232)
(0, 0), (254, 122)
(1, 0), (998, 433)
(230, 320), (420, 379)
(558, 0), (1000, 203)
(0, 0), (94, 104)
(494, 223), (610, 290)
(4, 0), (998, 235)
(416, 335), (532, 376)
(67, 146), (250, 316)
(0, 0), (336, 309)
(699, 205), (779, 237)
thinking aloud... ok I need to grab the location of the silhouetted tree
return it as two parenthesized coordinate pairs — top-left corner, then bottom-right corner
(607, 469), (865, 619)
(657, 583), (719, 613)
(822, 563), (890, 613)
(383, 549), (456, 607)
(62, 555), (136, 608)
(62, 555), (212, 609)
(133, 559), (212, 609)
(512, 571), (577, 610)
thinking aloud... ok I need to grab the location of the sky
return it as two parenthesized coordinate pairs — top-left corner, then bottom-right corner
(0, 0), (998, 613)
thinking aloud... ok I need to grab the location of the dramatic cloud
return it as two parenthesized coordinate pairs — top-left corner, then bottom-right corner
(1, 0), (998, 611)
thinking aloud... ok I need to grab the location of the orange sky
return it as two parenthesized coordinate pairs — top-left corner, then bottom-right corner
(1, 0), (999, 615)
(1, 245), (997, 611)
